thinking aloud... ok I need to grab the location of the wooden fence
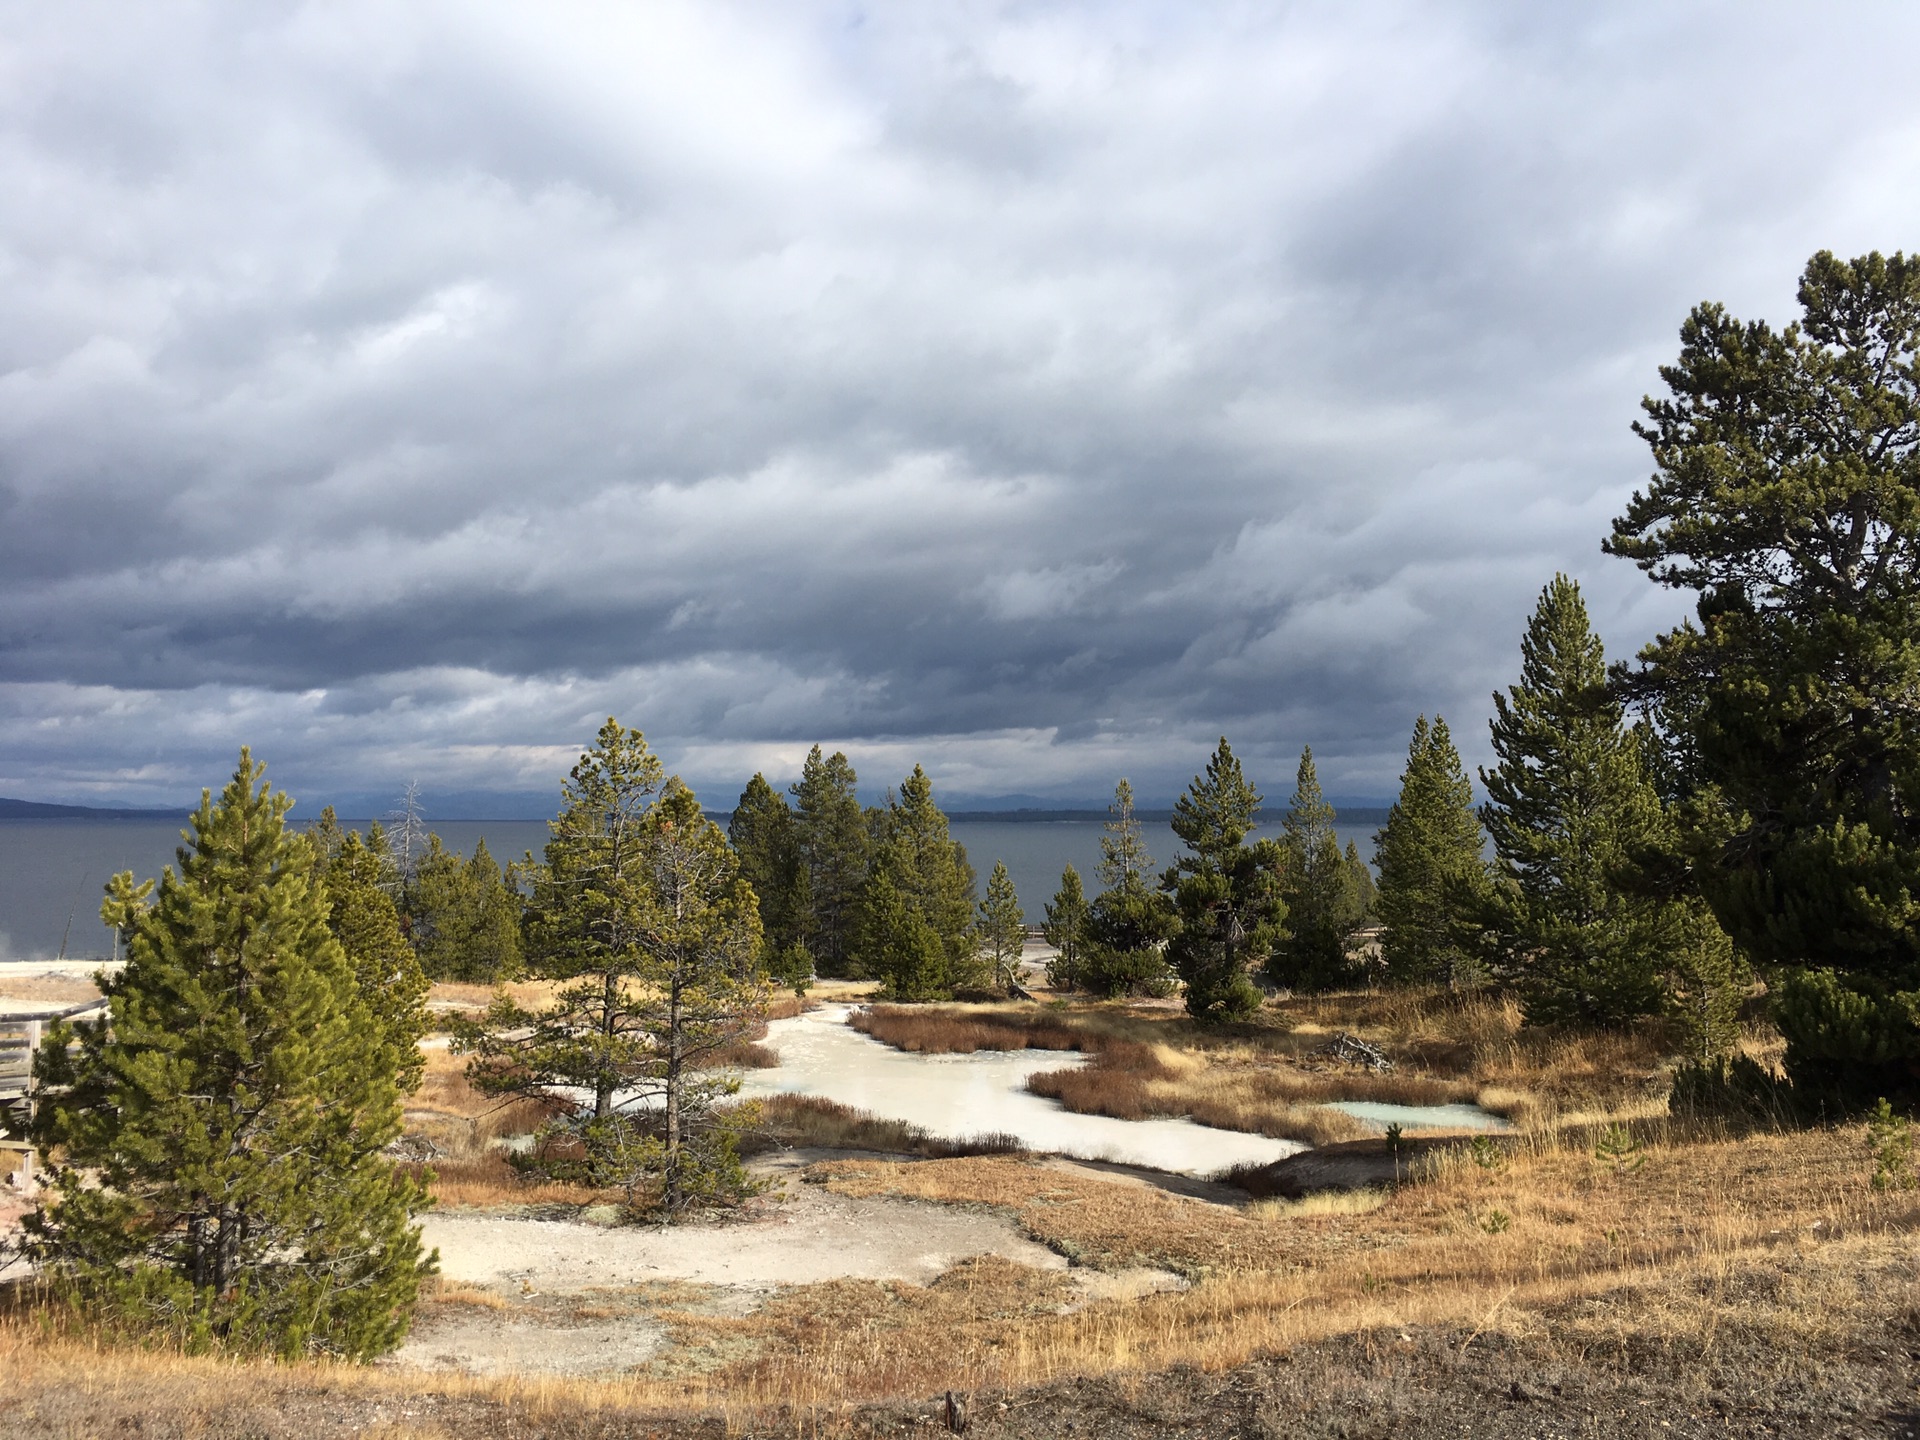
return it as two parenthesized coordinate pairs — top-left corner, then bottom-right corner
(1, 1001), (107, 1183)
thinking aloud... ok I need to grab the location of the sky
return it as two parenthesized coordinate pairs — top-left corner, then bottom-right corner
(3, 2), (1919, 816)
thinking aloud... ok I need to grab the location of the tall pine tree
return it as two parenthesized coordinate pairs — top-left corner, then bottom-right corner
(463, 722), (768, 1215)
(1267, 746), (1366, 991)
(790, 747), (871, 977)
(411, 835), (523, 984)
(27, 752), (432, 1359)
(729, 773), (805, 959)
(1164, 739), (1285, 1024)
(1606, 250), (1920, 1105)
(1083, 780), (1178, 996)
(978, 861), (1026, 991)
(855, 766), (980, 997)
(1480, 578), (1695, 1025)
(1042, 865), (1090, 991)
(321, 828), (431, 1095)
(1374, 716), (1490, 989)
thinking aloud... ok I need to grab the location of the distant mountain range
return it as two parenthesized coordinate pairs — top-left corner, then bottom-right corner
(0, 791), (1399, 825)
(0, 796), (187, 819)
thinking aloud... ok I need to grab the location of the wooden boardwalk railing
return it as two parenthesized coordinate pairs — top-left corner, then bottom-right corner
(2, 999), (106, 1188)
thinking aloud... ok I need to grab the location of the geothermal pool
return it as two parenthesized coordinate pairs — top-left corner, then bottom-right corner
(733, 1004), (1298, 1175)
(733, 1005), (1510, 1176)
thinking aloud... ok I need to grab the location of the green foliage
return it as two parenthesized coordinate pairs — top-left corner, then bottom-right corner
(767, 940), (815, 996)
(1770, 966), (1920, 1113)
(1374, 716), (1489, 989)
(854, 766), (981, 999)
(1268, 747), (1367, 992)
(1082, 780), (1178, 997)
(790, 747), (872, 977)
(321, 828), (431, 1095)
(1478, 1208), (1511, 1234)
(1607, 250), (1920, 1105)
(1345, 841), (1377, 921)
(26, 751), (432, 1360)
(859, 871), (951, 1001)
(1667, 1051), (1797, 1126)
(1041, 865), (1089, 991)
(461, 720), (768, 1217)
(1867, 1098), (1916, 1191)
(1593, 1123), (1645, 1176)
(411, 835), (524, 984)
(977, 861), (1026, 991)
(100, 869), (154, 962)
(1469, 1134), (1506, 1173)
(1479, 577), (1698, 1026)
(730, 773), (807, 960)
(1165, 739), (1285, 1025)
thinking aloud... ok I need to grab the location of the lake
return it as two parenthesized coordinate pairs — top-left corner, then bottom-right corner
(0, 815), (1381, 963)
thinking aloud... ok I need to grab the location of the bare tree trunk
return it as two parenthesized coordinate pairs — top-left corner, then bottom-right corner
(664, 964), (683, 1213)
(595, 969), (617, 1121)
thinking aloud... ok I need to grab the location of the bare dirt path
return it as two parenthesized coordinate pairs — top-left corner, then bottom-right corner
(421, 1170), (1066, 1294)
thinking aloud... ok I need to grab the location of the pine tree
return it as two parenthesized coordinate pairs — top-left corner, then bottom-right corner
(1606, 250), (1920, 1106)
(26, 751), (432, 1359)
(860, 871), (949, 1001)
(1268, 746), (1367, 991)
(1084, 780), (1178, 997)
(1345, 842), (1377, 919)
(1042, 864), (1090, 991)
(1098, 778), (1153, 888)
(462, 722), (769, 1216)
(321, 828), (430, 1095)
(978, 861), (1026, 991)
(790, 746), (871, 977)
(412, 835), (523, 983)
(729, 773), (805, 959)
(854, 766), (981, 997)
(1165, 739), (1285, 1024)
(1374, 716), (1490, 989)
(1480, 577), (1679, 1025)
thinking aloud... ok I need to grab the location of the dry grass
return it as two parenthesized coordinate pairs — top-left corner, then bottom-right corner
(850, 1004), (1097, 1054)
(398, 1045), (602, 1209)
(5, 1116), (1915, 1425)
(849, 1001), (1501, 1145)
(8, 983), (1899, 1428)
(738, 1093), (1027, 1159)
(0, 973), (105, 1004)
(425, 978), (563, 1017)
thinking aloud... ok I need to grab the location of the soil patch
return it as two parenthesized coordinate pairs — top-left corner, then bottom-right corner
(422, 1173), (1068, 1295)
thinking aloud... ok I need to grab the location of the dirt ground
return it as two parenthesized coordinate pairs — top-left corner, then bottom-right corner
(397, 1150), (1190, 1378)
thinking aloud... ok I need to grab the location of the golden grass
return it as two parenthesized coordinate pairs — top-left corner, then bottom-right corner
(854, 988), (1690, 1135)
(850, 1004), (1096, 1054)
(0, 974), (105, 1004)
(8, 983), (1890, 1426)
(426, 978), (563, 1015)
(5, 1116), (1915, 1423)
(739, 1093), (1027, 1159)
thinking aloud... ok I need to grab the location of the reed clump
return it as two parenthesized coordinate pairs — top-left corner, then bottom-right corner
(738, 1093), (1028, 1160)
(849, 1004), (1099, 1054)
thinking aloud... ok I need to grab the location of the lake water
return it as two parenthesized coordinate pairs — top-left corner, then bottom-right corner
(737, 1003), (1305, 1175)
(0, 815), (1379, 963)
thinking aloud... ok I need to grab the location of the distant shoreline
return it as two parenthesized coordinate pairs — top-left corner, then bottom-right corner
(0, 799), (1395, 827)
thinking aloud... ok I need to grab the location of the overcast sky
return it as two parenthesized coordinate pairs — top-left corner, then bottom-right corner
(3, 2), (1919, 815)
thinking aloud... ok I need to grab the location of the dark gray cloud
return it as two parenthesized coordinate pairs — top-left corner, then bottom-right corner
(3, 1), (1919, 811)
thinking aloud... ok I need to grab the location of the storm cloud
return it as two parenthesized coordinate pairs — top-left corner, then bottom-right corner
(3, 2), (1919, 811)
